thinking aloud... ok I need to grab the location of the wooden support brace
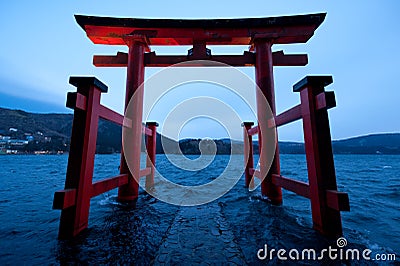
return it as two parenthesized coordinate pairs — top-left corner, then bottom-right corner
(142, 126), (153, 136)
(271, 175), (349, 212)
(91, 174), (129, 198)
(66, 92), (87, 111)
(272, 174), (310, 199)
(274, 104), (302, 127)
(272, 50), (308, 66)
(66, 92), (128, 127)
(93, 50), (308, 67)
(247, 126), (259, 136)
(326, 190), (350, 211)
(140, 167), (152, 177)
(98, 105), (124, 126)
(53, 189), (76, 210)
(315, 91), (336, 110)
(53, 170), (153, 211)
(272, 91), (335, 128)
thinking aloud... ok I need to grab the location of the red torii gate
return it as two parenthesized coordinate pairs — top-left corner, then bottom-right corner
(53, 13), (349, 239)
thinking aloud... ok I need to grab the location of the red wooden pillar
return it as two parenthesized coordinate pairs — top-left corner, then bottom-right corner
(145, 122), (158, 191)
(118, 38), (146, 203)
(294, 76), (343, 238)
(242, 122), (254, 188)
(57, 77), (108, 239)
(254, 40), (282, 205)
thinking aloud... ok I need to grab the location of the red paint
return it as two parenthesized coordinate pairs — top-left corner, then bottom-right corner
(242, 74), (349, 238)
(247, 125), (259, 136)
(93, 51), (308, 68)
(80, 18), (323, 46)
(53, 75), (159, 239)
(57, 78), (103, 239)
(255, 40), (282, 205)
(297, 76), (344, 238)
(117, 39), (146, 203)
(242, 122), (254, 188)
(145, 122), (158, 191)
(271, 174), (310, 199)
(91, 174), (129, 198)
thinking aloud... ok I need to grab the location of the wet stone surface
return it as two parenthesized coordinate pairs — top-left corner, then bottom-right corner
(153, 202), (247, 265)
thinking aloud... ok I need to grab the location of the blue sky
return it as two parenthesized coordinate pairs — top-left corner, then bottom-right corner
(0, 1), (399, 141)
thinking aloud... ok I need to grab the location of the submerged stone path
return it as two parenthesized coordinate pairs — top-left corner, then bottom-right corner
(153, 202), (247, 265)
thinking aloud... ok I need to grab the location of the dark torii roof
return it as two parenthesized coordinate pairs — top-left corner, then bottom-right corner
(75, 13), (326, 46)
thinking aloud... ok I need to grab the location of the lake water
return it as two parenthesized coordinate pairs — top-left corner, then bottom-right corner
(0, 154), (398, 265)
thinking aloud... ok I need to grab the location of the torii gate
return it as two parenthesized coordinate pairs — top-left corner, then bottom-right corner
(53, 13), (350, 239)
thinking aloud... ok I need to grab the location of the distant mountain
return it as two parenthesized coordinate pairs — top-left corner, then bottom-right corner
(0, 107), (176, 154)
(161, 134), (400, 155)
(175, 134), (400, 155)
(250, 134), (400, 154)
(332, 133), (400, 154)
(249, 134), (400, 155)
(0, 108), (73, 138)
(175, 138), (243, 155)
(1, 107), (399, 154)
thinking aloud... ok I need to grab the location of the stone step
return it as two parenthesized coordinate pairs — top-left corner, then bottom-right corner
(153, 202), (247, 265)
